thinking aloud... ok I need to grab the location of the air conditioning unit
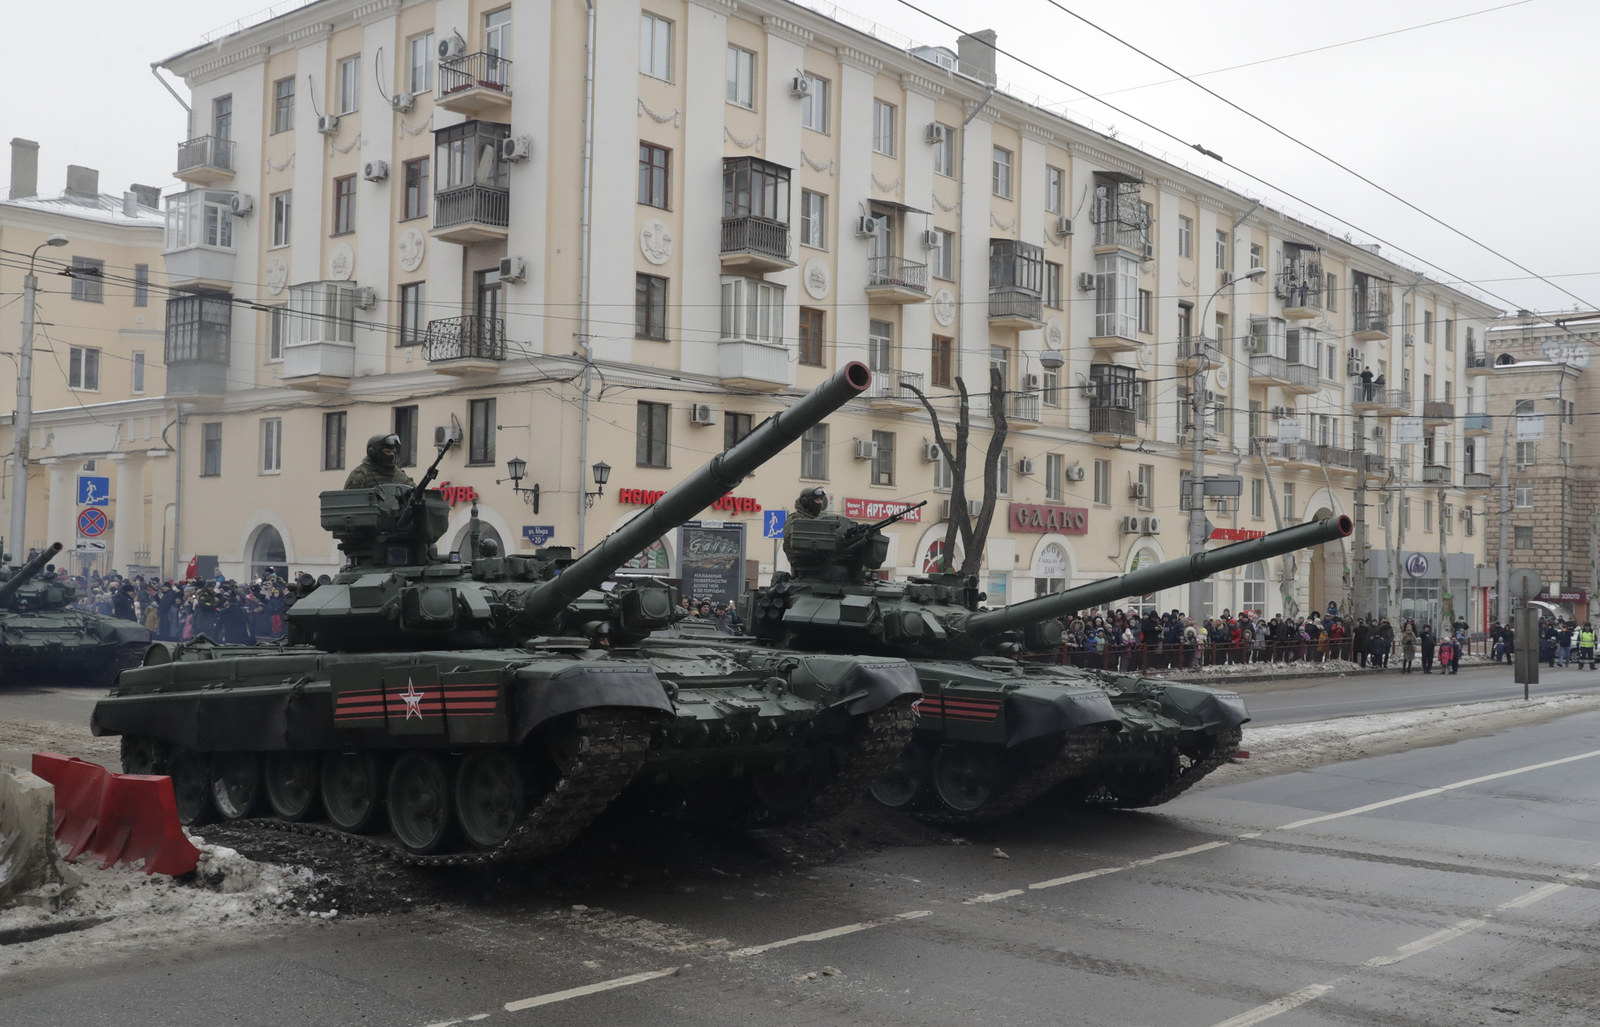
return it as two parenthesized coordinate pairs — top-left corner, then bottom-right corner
(1347, 357), (1362, 375)
(355, 287), (378, 310)
(1017, 457), (1036, 475)
(1443, 504), (1455, 519)
(499, 135), (533, 163)
(1204, 390), (1218, 405)
(438, 34), (467, 60)
(1461, 506), (1473, 521)
(316, 114), (340, 135)
(1241, 336), (1257, 352)
(1077, 271), (1096, 292)
(854, 439), (878, 460)
(1141, 516), (1162, 533)
(1270, 406), (1288, 419)
(1065, 464), (1086, 482)
(921, 442), (941, 462)
(498, 255), (526, 283)
(1056, 215), (1074, 237)
(1274, 282), (1289, 300)
(1129, 482), (1148, 499)
(690, 403), (717, 426)
(1022, 372), (1041, 389)
(855, 215), (877, 238)
(1403, 334), (1415, 347)
(1347, 346), (1360, 362)
(924, 122), (944, 145)
(435, 423), (462, 446)
(921, 229), (941, 250)
(1220, 271), (1234, 285)
(1142, 241), (1155, 260)
(391, 91), (416, 113)
(229, 193), (254, 216)
(790, 75), (810, 98)
(938, 499), (983, 521)
(1120, 515), (1142, 534)
(1372, 426), (1385, 441)
(362, 160), (389, 182)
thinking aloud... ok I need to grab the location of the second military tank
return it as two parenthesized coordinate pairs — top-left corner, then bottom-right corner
(0, 542), (151, 688)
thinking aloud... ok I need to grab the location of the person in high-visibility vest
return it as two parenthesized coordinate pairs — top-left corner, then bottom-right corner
(1579, 624), (1597, 670)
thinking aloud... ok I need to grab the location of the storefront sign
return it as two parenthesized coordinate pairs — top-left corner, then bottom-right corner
(678, 521), (746, 605)
(618, 487), (762, 514)
(1404, 552), (1430, 578)
(1209, 527), (1266, 541)
(1536, 590), (1590, 603)
(434, 481), (480, 506)
(843, 498), (924, 522)
(1008, 503), (1087, 534)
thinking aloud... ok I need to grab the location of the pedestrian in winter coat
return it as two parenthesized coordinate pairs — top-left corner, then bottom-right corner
(1419, 625), (1436, 673)
(1400, 623), (1417, 673)
(1378, 619), (1395, 668)
(1353, 619), (1371, 668)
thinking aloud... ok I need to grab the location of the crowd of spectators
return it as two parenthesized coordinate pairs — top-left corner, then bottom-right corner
(64, 567), (330, 644)
(677, 595), (742, 634)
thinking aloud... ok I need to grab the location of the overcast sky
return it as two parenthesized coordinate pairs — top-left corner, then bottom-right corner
(6, 0), (1590, 314)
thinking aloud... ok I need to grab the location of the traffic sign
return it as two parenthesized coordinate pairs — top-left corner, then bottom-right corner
(78, 476), (110, 506)
(74, 540), (107, 551)
(77, 508), (108, 538)
(763, 510), (787, 539)
(522, 525), (555, 546)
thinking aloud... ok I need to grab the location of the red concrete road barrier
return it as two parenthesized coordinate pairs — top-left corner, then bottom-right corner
(30, 752), (200, 877)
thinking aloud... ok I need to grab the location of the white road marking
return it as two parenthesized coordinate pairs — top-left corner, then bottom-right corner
(1365, 917), (1489, 967)
(727, 910), (932, 957)
(965, 888), (1025, 904)
(1026, 841), (1232, 892)
(1207, 983), (1334, 1027)
(502, 966), (684, 1012)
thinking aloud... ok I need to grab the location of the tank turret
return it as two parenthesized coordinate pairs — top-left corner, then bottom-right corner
(0, 541), (151, 688)
(0, 541), (63, 605)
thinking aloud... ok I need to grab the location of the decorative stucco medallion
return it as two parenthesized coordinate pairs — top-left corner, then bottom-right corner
(329, 241), (355, 281)
(803, 257), (831, 300)
(264, 255), (288, 296)
(640, 219), (674, 265)
(398, 227), (426, 272)
(933, 288), (957, 327)
(1046, 318), (1065, 350)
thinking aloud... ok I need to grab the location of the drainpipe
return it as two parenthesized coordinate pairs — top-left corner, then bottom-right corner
(150, 63), (191, 116)
(576, 0), (597, 555)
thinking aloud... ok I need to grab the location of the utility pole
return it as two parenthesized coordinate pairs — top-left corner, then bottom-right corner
(1497, 422), (1511, 625)
(1590, 505), (1598, 611)
(1388, 481), (1406, 621)
(1351, 414), (1370, 617)
(8, 235), (68, 561)
(1437, 486), (1452, 630)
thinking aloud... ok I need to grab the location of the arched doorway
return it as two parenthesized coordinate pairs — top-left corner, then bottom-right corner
(249, 525), (286, 580)
(449, 522), (504, 560)
(1033, 542), (1069, 597)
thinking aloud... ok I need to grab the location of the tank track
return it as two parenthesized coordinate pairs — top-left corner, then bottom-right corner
(1103, 726), (1245, 810)
(799, 697), (920, 821)
(219, 708), (657, 867)
(918, 730), (1105, 826)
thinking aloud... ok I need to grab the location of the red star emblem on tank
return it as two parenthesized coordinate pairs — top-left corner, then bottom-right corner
(399, 679), (427, 720)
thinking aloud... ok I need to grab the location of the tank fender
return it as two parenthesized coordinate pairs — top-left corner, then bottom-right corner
(1001, 685), (1121, 748)
(509, 662), (673, 740)
(95, 621), (152, 645)
(91, 685), (336, 752)
(783, 655), (920, 714)
(1156, 682), (1251, 729)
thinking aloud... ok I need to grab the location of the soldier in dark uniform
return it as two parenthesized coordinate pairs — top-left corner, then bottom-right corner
(781, 486), (829, 562)
(344, 433), (414, 489)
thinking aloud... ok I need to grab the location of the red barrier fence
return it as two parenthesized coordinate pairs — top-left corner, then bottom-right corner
(31, 752), (200, 876)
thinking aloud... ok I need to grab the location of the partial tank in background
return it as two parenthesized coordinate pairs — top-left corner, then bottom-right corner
(0, 542), (151, 688)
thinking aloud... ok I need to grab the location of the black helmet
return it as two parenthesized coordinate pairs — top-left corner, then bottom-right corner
(366, 433), (402, 468)
(797, 486), (827, 516)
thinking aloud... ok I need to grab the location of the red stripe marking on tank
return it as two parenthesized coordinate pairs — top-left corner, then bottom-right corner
(445, 701), (500, 711)
(336, 704), (387, 716)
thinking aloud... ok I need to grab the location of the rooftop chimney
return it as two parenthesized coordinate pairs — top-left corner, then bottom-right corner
(9, 138), (39, 200)
(957, 30), (997, 86)
(130, 184), (162, 210)
(65, 164), (100, 203)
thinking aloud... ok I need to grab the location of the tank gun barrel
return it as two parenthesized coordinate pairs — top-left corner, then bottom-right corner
(520, 362), (873, 624)
(962, 515), (1352, 640)
(0, 541), (63, 602)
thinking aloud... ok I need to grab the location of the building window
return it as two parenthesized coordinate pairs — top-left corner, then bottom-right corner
(998, 448), (1012, 497)
(399, 282), (426, 345)
(1514, 525), (1533, 549)
(1138, 288), (1152, 333)
(213, 94), (232, 141)
(801, 424), (827, 480)
(1516, 441), (1535, 468)
(723, 412), (754, 451)
(1045, 166), (1063, 214)
(466, 398), (497, 466)
(338, 55), (361, 114)
(931, 336), (952, 387)
(402, 159), (429, 220)
(271, 191), (292, 246)
(131, 352), (145, 394)
(332, 175), (356, 235)
(871, 430), (894, 486)
(71, 257), (104, 302)
(1515, 485), (1533, 508)
(1251, 478), (1264, 518)
(726, 45), (755, 108)
(992, 147), (1012, 199)
(1283, 482), (1295, 520)
(1326, 272), (1338, 311)
(640, 13), (672, 79)
(323, 412), (347, 471)
(638, 143), (670, 208)
(267, 305), (286, 361)
(931, 123), (954, 177)
(800, 73), (829, 132)
(69, 346), (100, 390)
(1424, 310), (1434, 345)
(134, 264), (149, 307)
(798, 307), (825, 366)
(1044, 262), (1062, 309)
(1215, 229), (1228, 270)
(929, 228), (954, 280)
(1177, 216), (1192, 259)
(408, 32), (435, 94)
(202, 422), (223, 477)
(261, 418), (283, 474)
(1137, 464), (1154, 510)
(719, 276), (785, 344)
(285, 281), (359, 346)
(393, 406), (419, 467)
(636, 273), (668, 340)
(932, 448), (953, 492)
(1445, 318), (1454, 351)
(872, 100), (895, 155)
(1043, 367), (1060, 407)
(1242, 561), (1266, 612)
(1045, 453), (1064, 502)
(272, 76), (295, 133)
(800, 190), (826, 249)
(1424, 499), (1434, 533)
(1093, 459), (1110, 505)
(637, 401), (669, 467)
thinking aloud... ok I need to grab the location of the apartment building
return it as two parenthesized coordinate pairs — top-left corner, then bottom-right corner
(111, 0), (1500, 619)
(0, 140), (169, 576)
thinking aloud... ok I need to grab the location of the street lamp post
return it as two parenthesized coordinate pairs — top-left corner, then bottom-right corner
(8, 233), (69, 562)
(1187, 265), (1267, 620)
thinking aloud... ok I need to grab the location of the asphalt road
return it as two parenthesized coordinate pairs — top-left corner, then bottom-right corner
(5, 702), (1600, 1025)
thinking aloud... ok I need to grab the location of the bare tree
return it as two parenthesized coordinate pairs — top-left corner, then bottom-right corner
(904, 367), (1009, 577)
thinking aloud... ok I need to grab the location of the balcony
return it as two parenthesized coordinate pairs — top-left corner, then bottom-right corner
(1248, 353), (1318, 394)
(1277, 267), (1323, 320)
(1351, 384), (1411, 416)
(868, 368), (923, 410)
(1464, 412), (1492, 435)
(1463, 471), (1494, 489)
(988, 287), (1043, 329)
(1422, 400), (1454, 426)
(1466, 349), (1493, 375)
(1319, 445), (1359, 474)
(1006, 392), (1042, 430)
(1273, 441), (1320, 466)
(1353, 309), (1390, 342)
(174, 135), (235, 186)
(432, 183), (510, 244)
(424, 316), (506, 376)
(865, 256), (929, 304)
(1422, 464), (1452, 485)
(1088, 324), (1142, 354)
(437, 52), (512, 118)
(1175, 336), (1211, 372)
(1360, 452), (1387, 474)
(163, 293), (231, 398)
(162, 190), (236, 292)
(720, 216), (793, 274)
(282, 339), (354, 392)
(718, 339), (790, 391)
(1088, 404), (1137, 441)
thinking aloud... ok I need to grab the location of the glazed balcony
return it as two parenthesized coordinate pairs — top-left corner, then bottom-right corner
(1088, 404), (1136, 441)
(988, 287), (1043, 329)
(162, 189), (237, 292)
(1466, 349), (1493, 375)
(865, 256), (929, 303)
(424, 315), (506, 376)
(1248, 353), (1318, 394)
(1464, 412), (1492, 435)
(282, 339), (354, 392)
(174, 135), (235, 186)
(432, 184), (510, 244)
(163, 293), (231, 397)
(719, 216), (793, 274)
(1423, 400), (1454, 426)
(437, 52), (512, 118)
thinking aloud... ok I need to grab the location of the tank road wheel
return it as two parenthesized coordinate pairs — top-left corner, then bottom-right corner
(387, 752), (458, 855)
(455, 749), (526, 850)
(867, 741), (932, 811)
(931, 744), (1007, 814)
(264, 752), (321, 822)
(321, 751), (385, 833)
(211, 752), (265, 820)
(168, 748), (215, 826)
(119, 735), (163, 776)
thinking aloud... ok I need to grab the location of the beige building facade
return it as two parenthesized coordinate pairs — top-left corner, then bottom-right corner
(29, 0), (1499, 618)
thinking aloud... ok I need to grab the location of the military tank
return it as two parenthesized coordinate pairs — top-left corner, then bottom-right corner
(0, 542), (151, 687)
(744, 507), (1351, 821)
(91, 362), (917, 863)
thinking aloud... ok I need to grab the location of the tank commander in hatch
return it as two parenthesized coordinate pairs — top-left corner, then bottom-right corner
(782, 486), (830, 561)
(344, 433), (415, 489)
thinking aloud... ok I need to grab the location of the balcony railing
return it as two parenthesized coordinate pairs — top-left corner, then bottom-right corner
(424, 315), (506, 363)
(1362, 452), (1387, 473)
(176, 135), (235, 177)
(1248, 352), (1318, 391)
(866, 255), (928, 293)
(439, 52), (512, 96)
(1089, 405), (1136, 436)
(1354, 309), (1390, 338)
(1466, 349), (1492, 372)
(1351, 384), (1410, 411)
(1464, 412), (1492, 433)
(1423, 400), (1455, 421)
(1275, 441), (1319, 463)
(1463, 471), (1494, 489)
(988, 286), (1042, 324)
(1277, 269), (1323, 313)
(1008, 393), (1041, 424)
(1176, 336), (1211, 366)
(435, 184), (510, 233)
(1318, 445), (1357, 471)
(869, 367), (923, 401)
(719, 215), (791, 269)
(1421, 464), (1451, 485)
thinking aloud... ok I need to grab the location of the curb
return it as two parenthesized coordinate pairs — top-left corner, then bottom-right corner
(0, 762), (81, 910)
